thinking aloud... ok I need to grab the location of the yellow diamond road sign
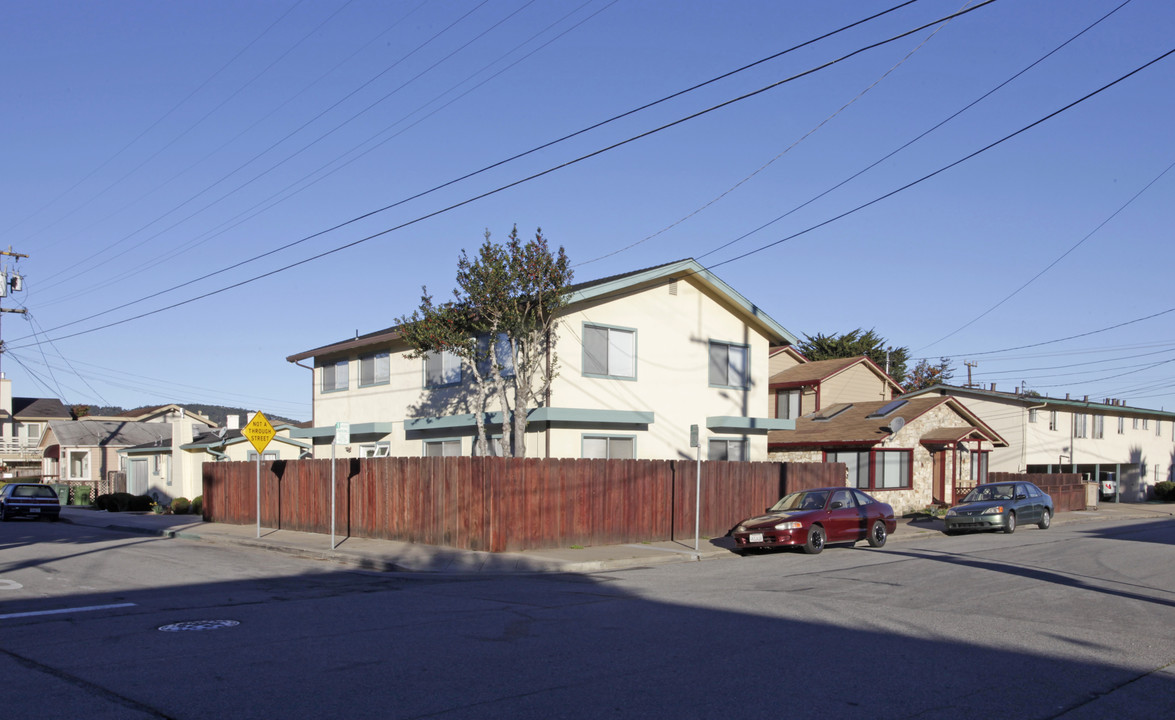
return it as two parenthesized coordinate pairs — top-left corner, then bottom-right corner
(243, 412), (276, 454)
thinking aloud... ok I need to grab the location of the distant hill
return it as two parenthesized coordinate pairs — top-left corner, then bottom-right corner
(80, 404), (305, 427)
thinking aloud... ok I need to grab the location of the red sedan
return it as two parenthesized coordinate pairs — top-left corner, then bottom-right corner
(732, 487), (896, 555)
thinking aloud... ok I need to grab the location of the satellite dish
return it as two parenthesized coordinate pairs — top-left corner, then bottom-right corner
(884, 416), (906, 433)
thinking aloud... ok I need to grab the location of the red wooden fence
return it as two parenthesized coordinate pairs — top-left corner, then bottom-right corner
(202, 457), (845, 552)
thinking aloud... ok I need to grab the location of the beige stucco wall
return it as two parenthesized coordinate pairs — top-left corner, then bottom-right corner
(820, 364), (894, 407)
(307, 274), (778, 461)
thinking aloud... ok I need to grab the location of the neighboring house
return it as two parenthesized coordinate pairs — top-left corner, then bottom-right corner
(767, 354), (903, 421)
(286, 259), (798, 461)
(41, 409), (217, 500)
(901, 384), (1175, 501)
(767, 396), (1006, 514)
(0, 376), (71, 479)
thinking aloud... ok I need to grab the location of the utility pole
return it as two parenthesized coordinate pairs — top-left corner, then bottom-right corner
(964, 360), (977, 388)
(0, 247), (30, 378)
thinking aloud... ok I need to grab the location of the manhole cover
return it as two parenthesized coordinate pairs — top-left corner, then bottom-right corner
(158, 620), (240, 632)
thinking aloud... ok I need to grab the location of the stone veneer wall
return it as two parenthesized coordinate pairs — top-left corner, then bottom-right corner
(769, 403), (989, 516)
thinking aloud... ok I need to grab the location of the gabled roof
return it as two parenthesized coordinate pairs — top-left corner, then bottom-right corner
(93, 404), (215, 426)
(768, 355), (904, 393)
(767, 396), (1006, 449)
(46, 420), (173, 449)
(3, 397), (72, 420)
(901, 384), (1175, 419)
(287, 258), (796, 362)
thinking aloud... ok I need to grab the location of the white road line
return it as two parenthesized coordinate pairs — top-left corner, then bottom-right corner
(0, 603), (136, 620)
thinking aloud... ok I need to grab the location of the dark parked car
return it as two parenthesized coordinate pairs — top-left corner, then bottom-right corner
(0, 483), (63, 521)
(944, 481), (1053, 535)
(732, 487), (897, 555)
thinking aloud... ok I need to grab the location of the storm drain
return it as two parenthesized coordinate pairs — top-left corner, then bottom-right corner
(158, 619), (240, 632)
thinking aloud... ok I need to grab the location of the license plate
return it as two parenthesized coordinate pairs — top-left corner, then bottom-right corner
(30, 508), (41, 514)
(748, 533), (763, 543)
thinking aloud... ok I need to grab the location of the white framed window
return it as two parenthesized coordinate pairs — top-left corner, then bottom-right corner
(582, 435), (635, 459)
(1049, 411), (1058, 431)
(708, 437), (746, 461)
(247, 451), (279, 462)
(1157, 420), (1162, 437)
(17, 422), (42, 445)
(424, 439), (461, 457)
(359, 352), (390, 387)
(1133, 418), (1140, 430)
(1028, 409), (1038, 424)
(477, 334), (515, 377)
(360, 442), (391, 458)
(424, 350), (462, 387)
(68, 450), (91, 480)
(472, 436), (506, 456)
(709, 341), (748, 388)
(583, 324), (635, 379)
(1143, 418), (1150, 430)
(1074, 414), (1088, 439)
(969, 451), (990, 483)
(322, 359), (349, 393)
(1118, 416), (1125, 434)
(1093, 415), (1104, 439)
(776, 389), (801, 420)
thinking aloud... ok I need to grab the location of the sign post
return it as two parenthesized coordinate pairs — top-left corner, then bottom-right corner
(242, 412), (276, 539)
(332, 422), (349, 549)
(690, 424), (701, 552)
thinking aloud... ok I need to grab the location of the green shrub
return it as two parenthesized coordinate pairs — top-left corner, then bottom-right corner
(1155, 481), (1175, 502)
(171, 497), (191, 515)
(192, 495), (203, 516)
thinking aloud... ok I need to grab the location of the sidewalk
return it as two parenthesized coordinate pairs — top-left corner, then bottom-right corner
(57, 502), (1173, 575)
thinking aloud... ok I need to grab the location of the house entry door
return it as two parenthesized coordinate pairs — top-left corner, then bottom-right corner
(128, 459), (148, 496)
(932, 450), (948, 505)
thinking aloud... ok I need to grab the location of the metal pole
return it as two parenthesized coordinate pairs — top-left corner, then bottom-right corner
(331, 442), (337, 549)
(255, 455), (261, 539)
(694, 444), (701, 551)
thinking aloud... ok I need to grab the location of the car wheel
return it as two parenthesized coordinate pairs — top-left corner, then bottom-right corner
(1038, 509), (1051, 530)
(867, 520), (888, 548)
(803, 525), (825, 555)
(1004, 512), (1017, 534)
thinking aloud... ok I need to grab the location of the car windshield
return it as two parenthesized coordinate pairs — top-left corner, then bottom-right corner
(963, 484), (1016, 503)
(771, 490), (829, 512)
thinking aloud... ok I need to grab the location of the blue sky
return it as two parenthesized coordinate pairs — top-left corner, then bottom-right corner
(3, 0), (1173, 421)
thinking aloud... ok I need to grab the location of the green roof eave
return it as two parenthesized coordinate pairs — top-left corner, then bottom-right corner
(288, 422), (398, 439)
(566, 259), (797, 346)
(404, 407), (655, 432)
(707, 416), (795, 433)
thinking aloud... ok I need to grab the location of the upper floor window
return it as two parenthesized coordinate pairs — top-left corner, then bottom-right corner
(17, 422), (41, 444)
(1118, 416), (1125, 434)
(1133, 418), (1140, 430)
(359, 352), (390, 387)
(1157, 420), (1162, 437)
(477, 334), (515, 378)
(1074, 414), (1088, 439)
(776, 389), (801, 420)
(424, 350), (462, 387)
(709, 341), (748, 388)
(582, 435), (634, 459)
(1093, 415), (1104, 439)
(1049, 411), (1058, 431)
(1028, 409), (1038, 423)
(1143, 418), (1150, 430)
(709, 438), (746, 461)
(583, 324), (635, 379)
(322, 359), (349, 393)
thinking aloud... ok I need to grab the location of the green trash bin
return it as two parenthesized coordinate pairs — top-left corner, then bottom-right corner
(72, 487), (92, 506)
(52, 483), (69, 505)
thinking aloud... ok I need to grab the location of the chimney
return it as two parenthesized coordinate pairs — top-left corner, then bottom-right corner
(227, 415), (240, 430)
(991, 383), (997, 392)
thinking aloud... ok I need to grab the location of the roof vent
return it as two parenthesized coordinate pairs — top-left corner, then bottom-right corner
(668, 279), (678, 296)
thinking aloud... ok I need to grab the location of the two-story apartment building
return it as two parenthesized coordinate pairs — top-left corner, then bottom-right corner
(286, 259), (798, 461)
(0, 376), (71, 479)
(902, 385), (1175, 501)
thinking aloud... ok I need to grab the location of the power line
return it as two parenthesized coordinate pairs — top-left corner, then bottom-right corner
(13, 0), (975, 346)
